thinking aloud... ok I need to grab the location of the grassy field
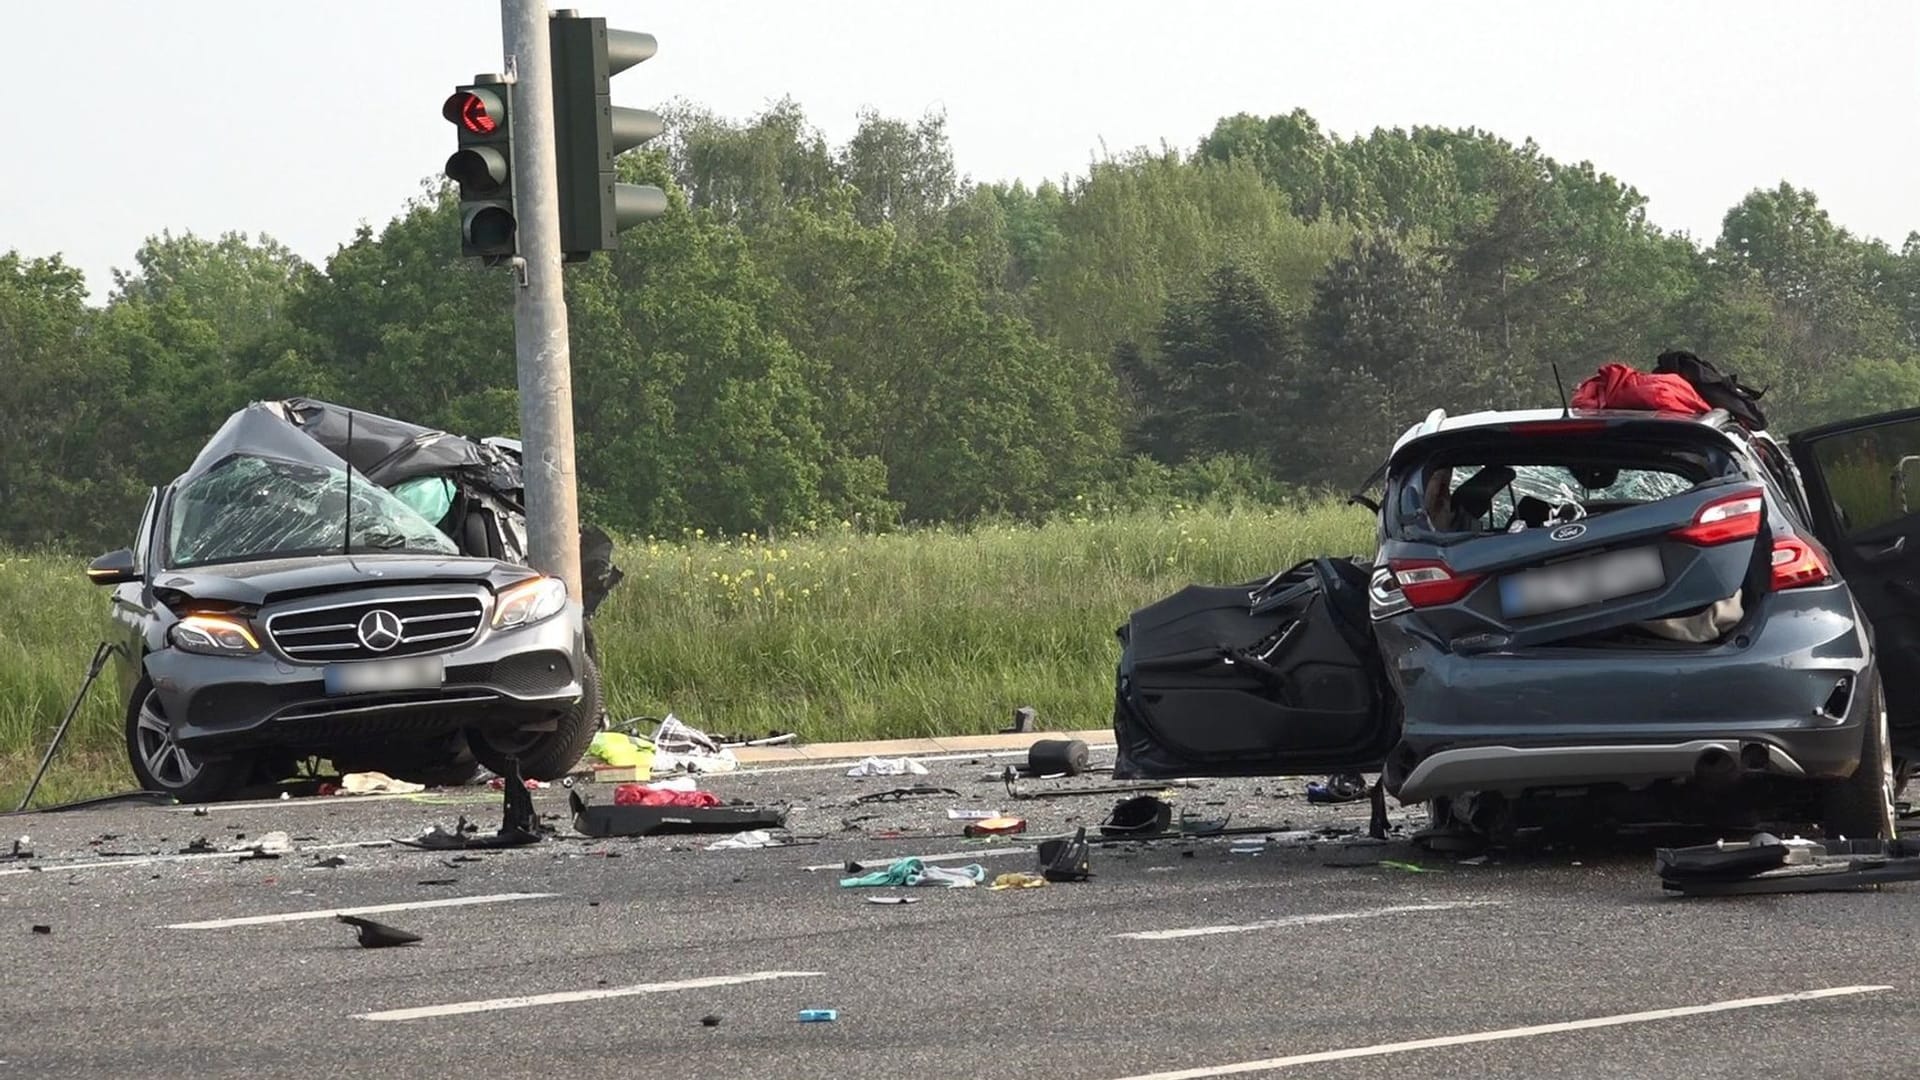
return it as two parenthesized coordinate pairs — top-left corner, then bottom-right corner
(0, 500), (1373, 807)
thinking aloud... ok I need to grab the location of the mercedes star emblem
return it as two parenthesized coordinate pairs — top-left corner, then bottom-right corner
(356, 609), (404, 652)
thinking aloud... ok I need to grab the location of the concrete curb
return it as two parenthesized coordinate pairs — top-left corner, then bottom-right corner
(728, 729), (1115, 765)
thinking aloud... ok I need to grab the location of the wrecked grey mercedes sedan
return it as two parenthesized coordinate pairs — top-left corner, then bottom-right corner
(86, 400), (611, 801)
(1116, 404), (1920, 841)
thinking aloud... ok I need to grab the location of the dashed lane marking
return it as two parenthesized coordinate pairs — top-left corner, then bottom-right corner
(165, 891), (556, 929)
(1103, 985), (1893, 1079)
(1116, 901), (1503, 940)
(356, 970), (826, 1021)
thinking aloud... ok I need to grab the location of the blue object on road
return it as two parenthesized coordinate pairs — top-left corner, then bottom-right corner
(799, 1009), (839, 1023)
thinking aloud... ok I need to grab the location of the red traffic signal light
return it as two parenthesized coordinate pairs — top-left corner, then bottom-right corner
(443, 88), (503, 135)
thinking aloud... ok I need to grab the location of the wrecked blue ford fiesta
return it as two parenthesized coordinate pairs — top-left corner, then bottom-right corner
(1115, 402), (1920, 841)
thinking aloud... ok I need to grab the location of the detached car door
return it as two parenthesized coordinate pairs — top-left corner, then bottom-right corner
(1789, 407), (1920, 752)
(1112, 557), (1399, 779)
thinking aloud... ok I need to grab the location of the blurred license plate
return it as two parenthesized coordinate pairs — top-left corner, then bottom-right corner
(324, 656), (445, 695)
(1500, 547), (1665, 617)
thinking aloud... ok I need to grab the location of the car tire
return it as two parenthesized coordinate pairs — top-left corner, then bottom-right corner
(1820, 674), (1897, 841)
(468, 653), (603, 782)
(125, 677), (249, 803)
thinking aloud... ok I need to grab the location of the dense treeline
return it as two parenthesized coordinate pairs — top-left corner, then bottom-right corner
(4, 104), (1917, 549)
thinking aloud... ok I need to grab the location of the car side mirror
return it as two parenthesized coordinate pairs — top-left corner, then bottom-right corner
(86, 548), (138, 585)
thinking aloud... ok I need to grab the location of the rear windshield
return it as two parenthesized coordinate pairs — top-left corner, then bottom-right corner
(1386, 429), (1739, 540)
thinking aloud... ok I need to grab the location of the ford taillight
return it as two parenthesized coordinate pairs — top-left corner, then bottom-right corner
(1669, 488), (1764, 546)
(1389, 558), (1482, 608)
(1770, 536), (1832, 590)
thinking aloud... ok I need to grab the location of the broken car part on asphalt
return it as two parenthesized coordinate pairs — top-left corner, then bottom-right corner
(569, 790), (789, 838)
(1658, 834), (1920, 895)
(338, 914), (422, 949)
(1000, 766), (1196, 801)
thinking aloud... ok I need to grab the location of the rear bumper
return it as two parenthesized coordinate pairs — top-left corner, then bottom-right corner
(144, 607), (585, 753)
(1394, 737), (1827, 803)
(1379, 584), (1873, 801)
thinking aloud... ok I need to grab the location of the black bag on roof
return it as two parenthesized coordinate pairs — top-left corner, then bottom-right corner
(1654, 350), (1769, 430)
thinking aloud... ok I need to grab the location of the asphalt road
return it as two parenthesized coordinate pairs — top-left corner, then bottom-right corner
(1, 749), (1914, 1079)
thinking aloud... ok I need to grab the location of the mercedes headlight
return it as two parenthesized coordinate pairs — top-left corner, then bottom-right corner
(170, 613), (261, 655)
(493, 575), (569, 630)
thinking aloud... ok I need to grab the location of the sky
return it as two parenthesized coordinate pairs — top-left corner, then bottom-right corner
(8, 1), (1917, 301)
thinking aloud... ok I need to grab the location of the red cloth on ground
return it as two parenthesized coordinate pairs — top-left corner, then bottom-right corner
(613, 783), (722, 808)
(1570, 362), (1712, 414)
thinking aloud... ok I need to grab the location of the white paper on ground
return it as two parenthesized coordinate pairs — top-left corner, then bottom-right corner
(845, 756), (929, 778)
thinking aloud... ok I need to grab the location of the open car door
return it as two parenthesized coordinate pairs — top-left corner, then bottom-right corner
(1112, 557), (1398, 779)
(1789, 406), (1920, 756)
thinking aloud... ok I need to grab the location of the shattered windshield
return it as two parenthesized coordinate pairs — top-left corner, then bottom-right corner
(164, 454), (458, 569)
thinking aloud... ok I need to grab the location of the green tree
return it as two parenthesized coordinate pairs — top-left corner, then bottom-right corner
(1122, 262), (1304, 470)
(0, 254), (141, 547)
(1299, 232), (1483, 481)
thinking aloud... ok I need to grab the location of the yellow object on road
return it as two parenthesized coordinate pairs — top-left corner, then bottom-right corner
(989, 872), (1047, 891)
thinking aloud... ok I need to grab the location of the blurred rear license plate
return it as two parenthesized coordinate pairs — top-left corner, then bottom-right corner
(1500, 547), (1664, 617)
(324, 656), (445, 695)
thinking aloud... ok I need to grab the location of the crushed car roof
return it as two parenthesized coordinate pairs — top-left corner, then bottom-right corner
(1389, 407), (1736, 462)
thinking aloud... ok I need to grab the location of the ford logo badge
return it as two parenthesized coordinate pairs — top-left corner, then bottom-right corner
(1549, 523), (1588, 542)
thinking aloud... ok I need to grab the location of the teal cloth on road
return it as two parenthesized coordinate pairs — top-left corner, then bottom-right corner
(839, 857), (986, 888)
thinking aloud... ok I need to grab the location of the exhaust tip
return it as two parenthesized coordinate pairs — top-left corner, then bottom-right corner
(1695, 748), (1737, 783)
(1739, 742), (1771, 772)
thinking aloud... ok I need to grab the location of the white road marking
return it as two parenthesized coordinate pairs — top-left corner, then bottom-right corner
(737, 745), (1113, 776)
(165, 891), (555, 929)
(1104, 985), (1892, 1080)
(356, 970), (825, 1021)
(802, 847), (1031, 872)
(0, 840), (392, 877)
(1117, 901), (1503, 940)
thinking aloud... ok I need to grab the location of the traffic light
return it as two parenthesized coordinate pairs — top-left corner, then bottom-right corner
(550, 13), (668, 261)
(443, 76), (516, 261)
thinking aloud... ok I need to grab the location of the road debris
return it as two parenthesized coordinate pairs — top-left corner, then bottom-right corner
(31, 924), (51, 935)
(989, 872), (1047, 891)
(337, 914), (422, 948)
(798, 1009), (838, 1023)
(398, 760), (546, 849)
(1658, 834), (1920, 896)
(705, 829), (790, 850)
(853, 786), (960, 804)
(838, 858), (986, 888)
(1002, 705), (1038, 734)
(1038, 827), (1093, 882)
(614, 784), (721, 808)
(845, 756), (929, 778)
(227, 831), (292, 856)
(947, 807), (1003, 820)
(311, 854), (349, 869)
(864, 895), (921, 905)
(1306, 773), (1369, 804)
(337, 772), (426, 796)
(700, 1013), (724, 1027)
(649, 716), (740, 774)
(1002, 766), (1193, 801)
(570, 790), (788, 838)
(963, 816), (1027, 838)
(1025, 737), (1090, 776)
(1101, 795), (1172, 838)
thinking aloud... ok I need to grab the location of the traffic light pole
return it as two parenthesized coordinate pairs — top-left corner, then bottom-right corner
(500, 0), (583, 599)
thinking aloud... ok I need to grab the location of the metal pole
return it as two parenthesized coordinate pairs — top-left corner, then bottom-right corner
(501, 0), (583, 598)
